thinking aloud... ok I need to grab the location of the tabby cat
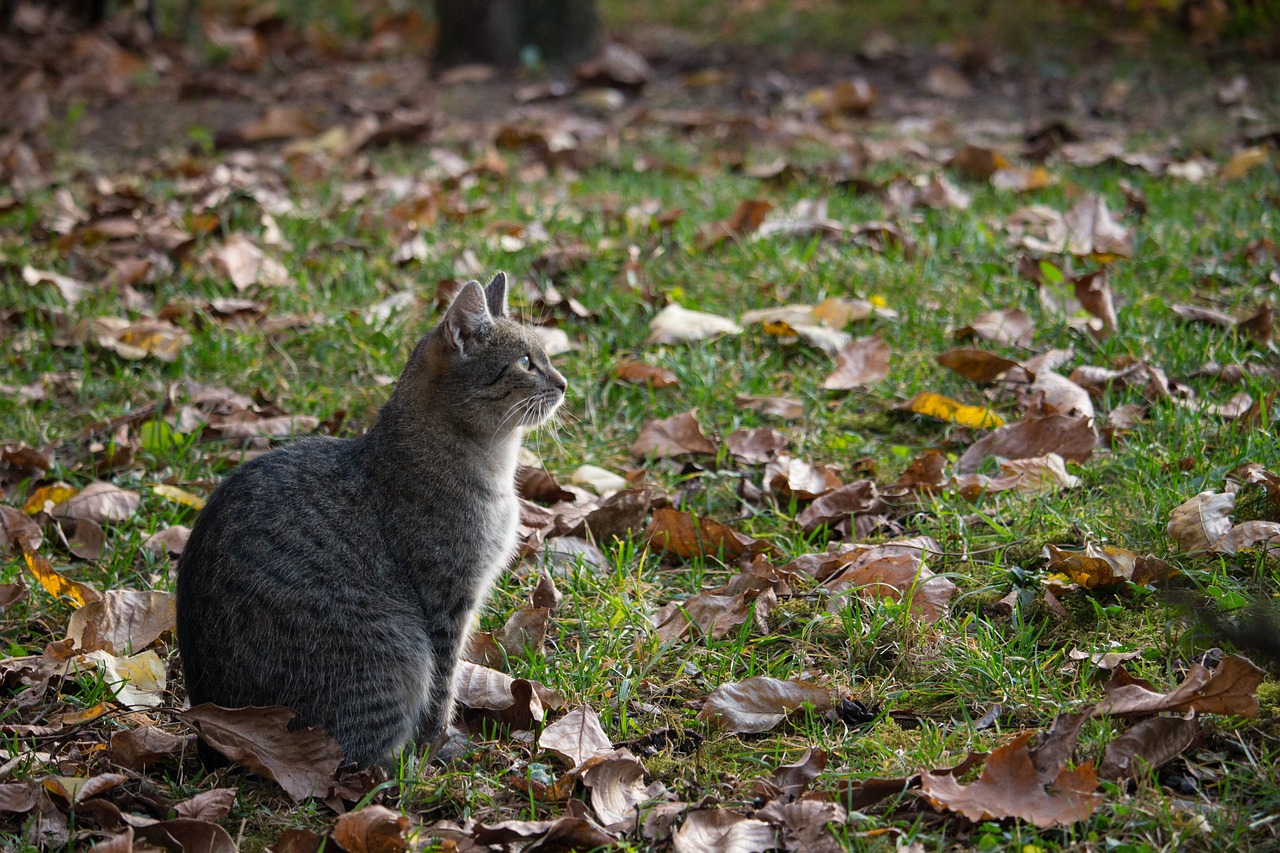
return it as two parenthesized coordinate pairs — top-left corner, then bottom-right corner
(176, 272), (566, 767)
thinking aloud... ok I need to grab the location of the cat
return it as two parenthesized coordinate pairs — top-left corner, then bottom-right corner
(175, 272), (566, 767)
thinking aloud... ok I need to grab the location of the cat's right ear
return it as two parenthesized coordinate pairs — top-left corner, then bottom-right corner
(484, 272), (509, 319)
(441, 280), (491, 353)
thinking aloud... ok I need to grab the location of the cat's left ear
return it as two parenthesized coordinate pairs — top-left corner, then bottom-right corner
(484, 271), (509, 319)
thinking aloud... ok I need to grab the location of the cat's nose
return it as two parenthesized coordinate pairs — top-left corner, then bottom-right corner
(553, 375), (568, 393)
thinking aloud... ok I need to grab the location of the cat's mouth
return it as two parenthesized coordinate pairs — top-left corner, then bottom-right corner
(521, 387), (565, 428)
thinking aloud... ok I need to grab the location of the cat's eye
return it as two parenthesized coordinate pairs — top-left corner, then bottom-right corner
(517, 354), (532, 370)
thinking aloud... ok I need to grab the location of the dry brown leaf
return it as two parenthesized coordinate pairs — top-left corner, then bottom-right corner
(0, 577), (28, 610)
(110, 725), (185, 770)
(1045, 544), (1176, 588)
(647, 507), (767, 562)
(796, 480), (879, 534)
(469, 815), (617, 849)
(647, 303), (743, 345)
(698, 677), (832, 733)
(672, 810), (777, 853)
(1167, 491), (1236, 552)
(177, 704), (345, 801)
(996, 453), (1082, 494)
(1094, 654), (1264, 718)
(956, 414), (1095, 474)
(580, 751), (666, 827)
(1214, 520), (1280, 555)
(824, 553), (958, 623)
(173, 788), (238, 822)
(764, 455), (842, 501)
(1064, 194), (1133, 258)
(334, 805), (410, 853)
(1219, 146), (1268, 181)
(539, 706), (614, 768)
(957, 308), (1034, 347)
(936, 348), (1023, 384)
(1098, 717), (1200, 781)
(919, 731), (1100, 828)
(135, 819), (237, 853)
(1, 504), (44, 552)
(822, 334), (890, 390)
(142, 525), (191, 558)
(653, 579), (774, 643)
(21, 265), (89, 306)
(454, 661), (558, 733)
(52, 481), (140, 524)
(631, 410), (718, 458)
(91, 317), (191, 362)
(1072, 270), (1119, 340)
(951, 145), (1009, 180)
(696, 199), (774, 248)
(735, 395), (804, 420)
(615, 360), (679, 388)
(65, 589), (175, 654)
(753, 748), (827, 800)
(233, 105), (321, 143)
(208, 234), (289, 291)
(58, 517), (105, 561)
(725, 428), (790, 465)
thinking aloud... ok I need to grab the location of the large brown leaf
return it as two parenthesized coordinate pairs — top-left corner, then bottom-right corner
(795, 480), (878, 534)
(538, 706), (614, 768)
(698, 677), (831, 733)
(110, 725), (185, 770)
(454, 661), (560, 734)
(631, 410), (718, 458)
(52, 481), (140, 524)
(956, 308), (1034, 347)
(334, 805), (411, 853)
(65, 589), (175, 654)
(956, 414), (1096, 474)
(919, 731), (1100, 828)
(764, 455), (842, 501)
(936, 347), (1023, 384)
(672, 809), (777, 853)
(1098, 717), (1200, 781)
(821, 334), (891, 390)
(725, 428), (790, 465)
(1044, 543), (1176, 589)
(177, 704), (345, 801)
(647, 507), (769, 562)
(581, 750), (666, 827)
(1093, 655), (1265, 718)
(825, 553), (957, 623)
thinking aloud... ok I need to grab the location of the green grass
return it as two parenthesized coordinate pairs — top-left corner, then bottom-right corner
(3, 7), (1280, 852)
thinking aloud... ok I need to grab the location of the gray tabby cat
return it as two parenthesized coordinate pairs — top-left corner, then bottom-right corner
(176, 272), (566, 767)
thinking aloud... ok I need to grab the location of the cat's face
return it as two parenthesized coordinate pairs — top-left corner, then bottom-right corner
(411, 273), (567, 440)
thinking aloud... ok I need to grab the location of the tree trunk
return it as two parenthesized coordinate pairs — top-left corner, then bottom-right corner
(433, 0), (600, 69)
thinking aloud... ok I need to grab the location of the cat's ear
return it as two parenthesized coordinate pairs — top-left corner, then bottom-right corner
(441, 280), (492, 353)
(484, 271), (509, 319)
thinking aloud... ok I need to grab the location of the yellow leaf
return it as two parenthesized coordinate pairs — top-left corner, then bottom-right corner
(61, 702), (111, 726)
(23, 483), (78, 515)
(905, 392), (1005, 429)
(1219, 147), (1267, 182)
(152, 484), (207, 510)
(762, 319), (801, 338)
(22, 543), (100, 607)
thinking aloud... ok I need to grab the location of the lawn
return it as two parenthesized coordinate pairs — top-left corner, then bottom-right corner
(1, 1), (1278, 851)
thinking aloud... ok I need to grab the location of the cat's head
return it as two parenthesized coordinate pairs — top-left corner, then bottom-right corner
(396, 272), (566, 440)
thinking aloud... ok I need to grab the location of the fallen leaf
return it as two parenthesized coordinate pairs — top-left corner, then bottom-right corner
(796, 480), (879, 534)
(22, 542), (100, 607)
(581, 750), (666, 826)
(82, 649), (166, 708)
(615, 360), (679, 388)
(957, 308), (1034, 347)
(725, 428), (790, 465)
(1064, 194), (1133, 258)
(647, 303), (743, 345)
(65, 589), (175, 653)
(919, 731), (1100, 828)
(21, 265), (89, 305)
(454, 661), (558, 733)
(936, 348), (1023, 384)
(142, 525), (191, 558)
(647, 507), (767, 562)
(178, 704), (345, 801)
(52, 481), (140, 524)
(1, 504), (43, 551)
(1027, 372), (1094, 419)
(152, 484), (207, 510)
(672, 810), (777, 853)
(824, 553), (958, 622)
(1045, 544), (1176, 588)
(334, 805), (410, 853)
(754, 798), (846, 853)
(539, 706), (614, 768)
(699, 677), (832, 733)
(753, 747), (827, 800)
(135, 819), (237, 853)
(764, 455), (842, 500)
(1167, 491), (1236, 552)
(696, 199), (774, 248)
(110, 725), (185, 770)
(735, 395), (804, 420)
(822, 334), (891, 390)
(996, 453), (1082, 494)
(1214, 520), (1280, 555)
(631, 410), (718, 458)
(57, 517), (104, 561)
(174, 787), (238, 822)
(208, 234), (290, 291)
(1219, 146), (1268, 181)
(91, 317), (191, 362)
(956, 414), (1095, 474)
(569, 464), (628, 495)
(1098, 717), (1200, 781)
(1094, 655), (1265, 718)
(951, 145), (1009, 180)
(899, 392), (1005, 429)
(653, 577), (774, 643)
(0, 577), (28, 609)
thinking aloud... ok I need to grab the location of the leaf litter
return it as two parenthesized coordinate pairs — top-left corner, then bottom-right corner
(1, 5), (1278, 851)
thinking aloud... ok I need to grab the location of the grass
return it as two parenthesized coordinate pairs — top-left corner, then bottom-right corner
(2, 4), (1280, 852)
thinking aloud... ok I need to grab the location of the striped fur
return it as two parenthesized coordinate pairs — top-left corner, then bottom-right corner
(176, 273), (566, 767)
